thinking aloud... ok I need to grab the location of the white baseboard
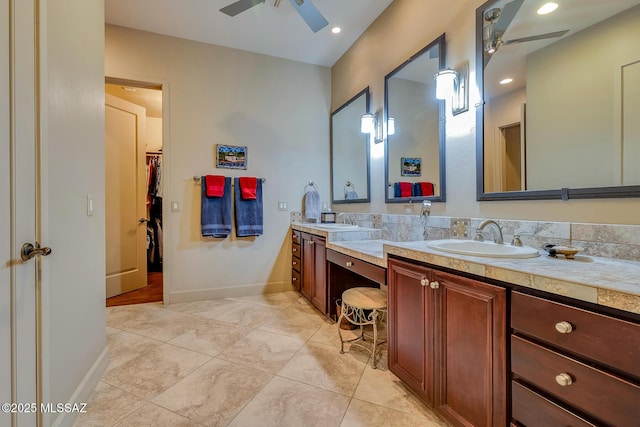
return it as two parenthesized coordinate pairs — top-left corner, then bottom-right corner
(167, 281), (296, 304)
(50, 346), (109, 427)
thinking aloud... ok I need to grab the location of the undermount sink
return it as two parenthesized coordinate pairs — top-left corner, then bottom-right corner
(426, 239), (539, 259)
(311, 223), (360, 231)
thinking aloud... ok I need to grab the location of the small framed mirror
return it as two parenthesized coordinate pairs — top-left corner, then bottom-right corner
(330, 87), (371, 204)
(385, 34), (446, 203)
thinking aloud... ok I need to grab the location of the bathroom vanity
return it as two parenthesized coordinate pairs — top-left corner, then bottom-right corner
(291, 223), (640, 427)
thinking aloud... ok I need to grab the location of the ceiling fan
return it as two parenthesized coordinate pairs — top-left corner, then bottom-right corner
(219, 0), (329, 33)
(483, 0), (568, 57)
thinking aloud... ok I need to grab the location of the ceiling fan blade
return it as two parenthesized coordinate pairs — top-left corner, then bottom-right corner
(220, 0), (265, 17)
(288, 0), (328, 33)
(503, 30), (569, 45)
(493, 0), (524, 35)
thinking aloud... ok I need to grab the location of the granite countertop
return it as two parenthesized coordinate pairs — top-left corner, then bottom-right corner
(292, 225), (640, 315)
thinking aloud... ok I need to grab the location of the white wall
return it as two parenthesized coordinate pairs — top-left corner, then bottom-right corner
(42, 0), (107, 424)
(105, 25), (331, 302)
(332, 0), (640, 225)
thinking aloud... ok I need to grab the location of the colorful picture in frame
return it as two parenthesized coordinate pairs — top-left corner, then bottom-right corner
(216, 144), (247, 169)
(401, 157), (421, 176)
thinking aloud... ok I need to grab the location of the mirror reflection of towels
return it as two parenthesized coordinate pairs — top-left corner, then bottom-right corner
(345, 189), (359, 200)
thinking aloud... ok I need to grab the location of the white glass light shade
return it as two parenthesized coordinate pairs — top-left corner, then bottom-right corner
(387, 117), (395, 136)
(360, 113), (375, 134)
(435, 69), (456, 100)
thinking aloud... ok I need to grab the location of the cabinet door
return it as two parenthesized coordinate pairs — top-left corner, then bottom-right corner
(310, 236), (327, 314)
(435, 271), (507, 427)
(388, 258), (435, 405)
(300, 233), (313, 300)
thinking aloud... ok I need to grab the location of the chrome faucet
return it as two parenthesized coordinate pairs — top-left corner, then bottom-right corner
(420, 200), (431, 224)
(474, 219), (504, 244)
(337, 212), (352, 225)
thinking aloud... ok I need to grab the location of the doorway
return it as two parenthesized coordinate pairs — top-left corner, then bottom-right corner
(104, 80), (164, 307)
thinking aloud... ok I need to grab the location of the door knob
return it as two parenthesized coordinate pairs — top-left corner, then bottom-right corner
(21, 242), (52, 261)
(138, 218), (149, 224)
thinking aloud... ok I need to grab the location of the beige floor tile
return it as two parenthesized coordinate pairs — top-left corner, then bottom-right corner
(106, 303), (168, 331)
(258, 306), (328, 340)
(277, 341), (369, 396)
(190, 300), (247, 319)
(217, 329), (305, 373)
(152, 358), (272, 427)
(106, 331), (162, 372)
(228, 376), (350, 427)
(166, 299), (238, 316)
(310, 322), (359, 349)
(226, 292), (300, 309)
(103, 343), (211, 400)
(168, 319), (252, 356)
(210, 302), (278, 327)
(105, 326), (121, 337)
(117, 310), (210, 342)
(112, 401), (194, 427)
(73, 381), (145, 427)
(340, 398), (450, 427)
(353, 355), (438, 420)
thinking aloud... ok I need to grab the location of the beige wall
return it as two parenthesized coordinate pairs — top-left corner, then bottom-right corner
(332, 0), (640, 224)
(105, 25), (331, 302)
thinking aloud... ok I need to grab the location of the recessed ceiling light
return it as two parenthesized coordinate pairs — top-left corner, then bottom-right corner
(537, 2), (558, 15)
(500, 78), (513, 85)
(331, 26), (341, 34)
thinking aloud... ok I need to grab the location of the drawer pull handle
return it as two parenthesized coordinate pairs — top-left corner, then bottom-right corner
(345, 261), (354, 267)
(555, 373), (573, 386)
(555, 321), (574, 334)
(420, 277), (428, 287)
(430, 281), (440, 289)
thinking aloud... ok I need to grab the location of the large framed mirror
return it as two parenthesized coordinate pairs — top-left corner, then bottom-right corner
(330, 87), (370, 204)
(385, 34), (446, 203)
(477, 0), (640, 200)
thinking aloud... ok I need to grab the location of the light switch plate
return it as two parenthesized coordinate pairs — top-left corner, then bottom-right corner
(86, 195), (94, 216)
(278, 201), (288, 211)
(171, 201), (180, 212)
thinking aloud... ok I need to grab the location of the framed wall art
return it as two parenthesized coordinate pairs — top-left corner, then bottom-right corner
(401, 157), (421, 176)
(216, 144), (247, 169)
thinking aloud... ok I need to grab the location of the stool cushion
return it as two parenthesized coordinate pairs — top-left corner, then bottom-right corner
(342, 287), (387, 310)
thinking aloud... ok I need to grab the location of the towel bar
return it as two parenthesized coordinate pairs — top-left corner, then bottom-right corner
(193, 176), (266, 184)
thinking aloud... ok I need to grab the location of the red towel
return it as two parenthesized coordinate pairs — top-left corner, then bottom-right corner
(239, 177), (257, 200)
(420, 182), (434, 196)
(205, 175), (225, 197)
(399, 182), (412, 197)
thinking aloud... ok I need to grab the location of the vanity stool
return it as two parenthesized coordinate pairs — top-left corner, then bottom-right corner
(338, 287), (387, 368)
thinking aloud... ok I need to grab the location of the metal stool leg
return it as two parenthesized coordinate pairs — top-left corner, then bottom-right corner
(372, 309), (379, 368)
(338, 310), (346, 354)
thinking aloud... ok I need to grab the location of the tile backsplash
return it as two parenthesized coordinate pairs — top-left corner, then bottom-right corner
(329, 213), (640, 262)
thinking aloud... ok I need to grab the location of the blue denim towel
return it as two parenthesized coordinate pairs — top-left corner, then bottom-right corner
(201, 176), (232, 238)
(234, 177), (263, 237)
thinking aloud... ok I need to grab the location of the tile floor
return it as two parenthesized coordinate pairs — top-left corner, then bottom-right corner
(75, 291), (451, 427)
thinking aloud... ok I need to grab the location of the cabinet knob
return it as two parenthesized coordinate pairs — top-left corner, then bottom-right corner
(555, 373), (573, 386)
(345, 261), (354, 267)
(430, 281), (440, 289)
(292, 261), (297, 266)
(420, 277), (428, 287)
(555, 321), (573, 334)
(293, 248), (297, 252)
(292, 277), (297, 282)
(308, 241), (315, 245)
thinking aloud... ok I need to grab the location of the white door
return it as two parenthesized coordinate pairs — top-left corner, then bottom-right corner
(105, 94), (148, 298)
(1, 0), (45, 425)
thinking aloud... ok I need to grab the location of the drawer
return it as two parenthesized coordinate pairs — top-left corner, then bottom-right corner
(511, 335), (640, 427)
(326, 249), (385, 285)
(291, 255), (301, 272)
(512, 381), (596, 427)
(512, 292), (640, 378)
(292, 242), (301, 257)
(291, 268), (300, 290)
(292, 230), (301, 243)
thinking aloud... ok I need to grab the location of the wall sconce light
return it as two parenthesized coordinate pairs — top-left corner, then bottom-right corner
(434, 63), (469, 115)
(360, 112), (395, 144)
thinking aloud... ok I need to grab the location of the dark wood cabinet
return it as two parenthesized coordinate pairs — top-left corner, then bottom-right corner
(300, 232), (327, 314)
(291, 230), (301, 291)
(387, 257), (507, 427)
(511, 292), (640, 427)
